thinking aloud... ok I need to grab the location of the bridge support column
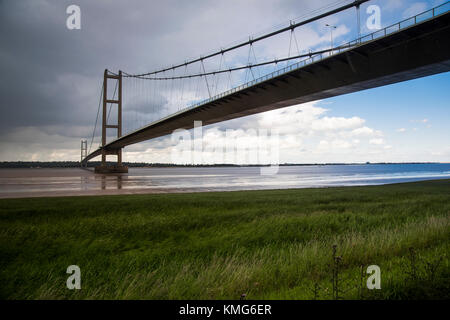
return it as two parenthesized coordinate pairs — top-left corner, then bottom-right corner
(80, 140), (87, 167)
(95, 69), (128, 174)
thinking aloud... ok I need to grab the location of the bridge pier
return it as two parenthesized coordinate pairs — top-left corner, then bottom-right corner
(96, 69), (128, 174)
(94, 164), (128, 174)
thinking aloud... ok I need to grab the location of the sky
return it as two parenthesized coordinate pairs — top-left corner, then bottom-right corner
(0, 0), (448, 164)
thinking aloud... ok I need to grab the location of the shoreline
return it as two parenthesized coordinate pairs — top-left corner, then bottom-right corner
(1, 166), (449, 200)
(1, 178), (449, 200)
(0, 161), (448, 170)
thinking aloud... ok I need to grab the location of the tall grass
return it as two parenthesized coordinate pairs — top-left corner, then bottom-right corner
(0, 179), (449, 299)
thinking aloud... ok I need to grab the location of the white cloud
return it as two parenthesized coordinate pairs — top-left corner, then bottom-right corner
(431, 147), (450, 157)
(410, 118), (429, 123)
(402, 2), (428, 19)
(397, 128), (406, 132)
(348, 126), (383, 137)
(118, 101), (393, 164)
(369, 138), (385, 145)
(316, 139), (353, 152)
(254, 103), (366, 135)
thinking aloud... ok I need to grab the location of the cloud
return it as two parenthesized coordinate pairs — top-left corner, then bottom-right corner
(116, 101), (392, 164)
(431, 147), (450, 157)
(0, 0), (349, 161)
(369, 138), (385, 145)
(0, 0), (445, 164)
(347, 126), (383, 137)
(397, 128), (406, 132)
(402, 2), (428, 18)
(0, 98), (395, 164)
(254, 103), (365, 135)
(410, 118), (429, 124)
(316, 139), (353, 151)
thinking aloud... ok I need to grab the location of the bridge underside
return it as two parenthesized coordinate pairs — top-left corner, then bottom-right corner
(84, 12), (450, 163)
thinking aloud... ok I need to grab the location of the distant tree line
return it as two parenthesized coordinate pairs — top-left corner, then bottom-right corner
(0, 161), (437, 168)
(0, 161), (242, 168)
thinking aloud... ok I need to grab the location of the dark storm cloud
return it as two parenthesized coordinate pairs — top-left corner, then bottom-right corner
(0, 0), (332, 160)
(0, 0), (205, 134)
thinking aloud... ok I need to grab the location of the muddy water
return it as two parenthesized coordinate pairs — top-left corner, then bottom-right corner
(0, 164), (449, 199)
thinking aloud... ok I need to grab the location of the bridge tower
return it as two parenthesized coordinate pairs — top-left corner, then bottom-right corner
(95, 69), (128, 173)
(80, 140), (87, 167)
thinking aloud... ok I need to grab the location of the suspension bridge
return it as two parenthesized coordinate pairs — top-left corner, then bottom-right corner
(81, 1), (450, 173)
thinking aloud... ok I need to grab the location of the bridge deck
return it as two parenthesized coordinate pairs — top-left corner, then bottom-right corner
(84, 8), (450, 163)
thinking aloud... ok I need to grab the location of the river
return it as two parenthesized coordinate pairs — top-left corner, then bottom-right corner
(0, 163), (449, 198)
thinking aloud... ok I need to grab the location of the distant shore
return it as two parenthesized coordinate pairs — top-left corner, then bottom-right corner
(0, 161), (446, 169)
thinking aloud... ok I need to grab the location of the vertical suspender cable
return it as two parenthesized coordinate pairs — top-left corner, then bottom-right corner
(89, 82), (103, 155)
(201, 59), (212, 98)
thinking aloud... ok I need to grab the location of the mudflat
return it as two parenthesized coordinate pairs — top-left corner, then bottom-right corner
(0, 168), (196, 199)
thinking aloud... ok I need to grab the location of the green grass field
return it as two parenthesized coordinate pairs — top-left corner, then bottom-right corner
(0, 180), (449, 300)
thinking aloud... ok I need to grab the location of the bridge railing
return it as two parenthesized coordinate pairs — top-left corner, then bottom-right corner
(171, 1), (449, 117)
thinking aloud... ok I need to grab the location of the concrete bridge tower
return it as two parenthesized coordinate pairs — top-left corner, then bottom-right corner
(95, 69), (128, 173)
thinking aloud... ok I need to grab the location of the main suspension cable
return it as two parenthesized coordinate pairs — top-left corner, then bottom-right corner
(129, 44), (354, 81)
(88, 82), (103, 155)
(122, 0), (369, 78)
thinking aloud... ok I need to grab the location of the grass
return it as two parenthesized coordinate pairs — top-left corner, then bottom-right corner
(0, 179), (449, 299)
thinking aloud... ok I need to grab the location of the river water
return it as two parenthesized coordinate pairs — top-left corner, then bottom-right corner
(0, 164), (449, 198)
